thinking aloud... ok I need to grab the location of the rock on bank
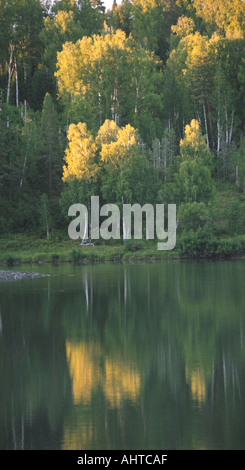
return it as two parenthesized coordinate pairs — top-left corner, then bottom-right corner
(0, 270), (50, 282)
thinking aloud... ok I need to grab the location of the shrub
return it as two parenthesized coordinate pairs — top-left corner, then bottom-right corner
(178, 226), (215, 258)
(178, 201), (212, 233)
(178, 229), (245, 258)
(5, 255), (16, 266)
(124, 240), (145, 252)
(70, 248), (85, 263)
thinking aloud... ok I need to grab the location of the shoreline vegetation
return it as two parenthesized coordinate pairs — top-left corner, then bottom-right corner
(1, 232), (245, 268)
(2, 186), (245, 268)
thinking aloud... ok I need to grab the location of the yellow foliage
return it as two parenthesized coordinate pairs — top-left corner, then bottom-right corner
(56, 30), (131, 99)
(179, 119), (212, 165)
(54, 10), (75, 34)
(96, 119), (119, 145)
(193, 0), (245, 39)
(99, 123), (139, 168)
(62, 122), (98, 182)
(180, 119), (201, 152)
(62, 119), (139, 182)
(171, 15), (195, 38)
(132, 0), (159, 13)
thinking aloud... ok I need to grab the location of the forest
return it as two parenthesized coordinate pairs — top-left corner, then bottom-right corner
(1, 0), (245, 260)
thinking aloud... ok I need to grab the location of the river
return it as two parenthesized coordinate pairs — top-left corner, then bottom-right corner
(0, 260), (245, 450)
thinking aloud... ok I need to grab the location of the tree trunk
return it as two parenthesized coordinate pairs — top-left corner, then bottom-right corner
(44, 204), (50, 238)
(20, 152), (27, 189)
(203, 102), (209, 148)
(217, 110), (221, 155)
(48, 142), (52, 192)
(235, 165), (239, 187)
(7, 44), (15, 105)
(229, 107), (234, 144)
(225, 98), (229, 145)
(15, 60), (19, 108)
(207, 100), (214, 150)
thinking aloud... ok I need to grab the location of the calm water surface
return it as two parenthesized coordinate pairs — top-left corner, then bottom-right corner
(0, 260), (245, 450)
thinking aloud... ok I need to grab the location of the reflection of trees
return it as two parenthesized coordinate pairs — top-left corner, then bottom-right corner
(58, 261), (245, 449)
(0, 279), (72, 450)
(66, 341), (141, 407)
(1, 261), (245, 449)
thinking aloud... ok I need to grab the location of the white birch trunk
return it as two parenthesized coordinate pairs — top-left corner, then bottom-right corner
(217, 111), (221, 155)
(45, 209), (50, 238)
(158, 138), (161, 169)
(203, 103), (209, 148)
(15, 60), (19, 108)
(20, 153), (27, 189)
(7, 44), (15, 105)
(225, 99), (229, 145)
(229, 108), (234, 144)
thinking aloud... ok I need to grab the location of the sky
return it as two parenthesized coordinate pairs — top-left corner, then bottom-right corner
(103, 0), (122, 10)
(103, 0), (113, 8)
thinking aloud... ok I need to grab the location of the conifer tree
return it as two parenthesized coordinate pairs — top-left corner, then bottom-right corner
(40, 93), (63, 192)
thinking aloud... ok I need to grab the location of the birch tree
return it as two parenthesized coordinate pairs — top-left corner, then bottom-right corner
(62, 122), (98, 182)
(1, 0), (44, 106)
(55, 28), (163, 142)
(193, 0), (245, 38)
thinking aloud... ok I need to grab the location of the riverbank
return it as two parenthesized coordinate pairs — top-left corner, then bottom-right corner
(0, 234), (178, 266)
(1, 233), (245, 267)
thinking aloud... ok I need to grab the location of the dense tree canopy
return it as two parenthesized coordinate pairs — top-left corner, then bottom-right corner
(0, 0), (245, 241)
(55, 28), (163, 142)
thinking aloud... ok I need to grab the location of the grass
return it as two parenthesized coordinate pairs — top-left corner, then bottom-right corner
(1, 232), (245, 267)
(0, 233), (179, 266)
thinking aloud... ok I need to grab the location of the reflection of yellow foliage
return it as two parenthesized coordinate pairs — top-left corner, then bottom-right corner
(103, 358), (141, 408)
(66, 342), (141, 408)
(66, 342), (102, 404)
(63, 423), (94, 451)
(186, 367), (206, 405)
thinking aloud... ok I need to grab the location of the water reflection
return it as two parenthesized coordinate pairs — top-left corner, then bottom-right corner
(0, 261), (245, 449)
(66, 341), (141, 407)
(185, 367), (206, 406)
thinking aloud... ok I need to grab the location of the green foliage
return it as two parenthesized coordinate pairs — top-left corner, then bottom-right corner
(40, 93), (64, 193)
(172, 159), (215, 204)
(40, 10), (85, 74)
(130, 0), (180, 62)
(180, 119), (213, 167)
(70, 248), (86, 263)
(192, 0), (245, 38)
(124, 239), (145, 252)
(178, 230), (245, 258)
(233, 138), (245, 192)
(40, 193), (51, 238)
(178, 201), (212, 233)
(107, 0), (132, 36)
(55, 28), (163, 142)
(0, 0), (245, 258)
(59, 179), (97, 221)
(178, 226), (214, 257)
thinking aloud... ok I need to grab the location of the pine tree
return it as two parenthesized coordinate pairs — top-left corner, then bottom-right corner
(40, 93), (63, 192)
